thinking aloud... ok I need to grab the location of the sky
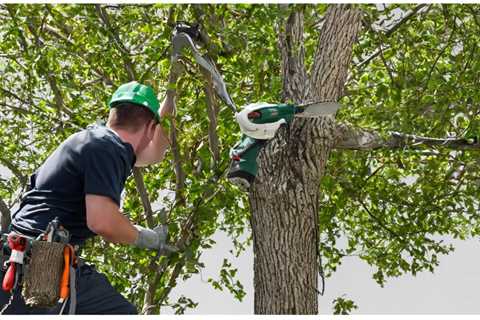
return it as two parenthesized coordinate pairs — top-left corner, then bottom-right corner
(163, 230), (480, 314)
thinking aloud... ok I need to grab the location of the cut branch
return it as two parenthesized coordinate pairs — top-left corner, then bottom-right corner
(335, 122), (480, 151)
(384, 4), (430, 38)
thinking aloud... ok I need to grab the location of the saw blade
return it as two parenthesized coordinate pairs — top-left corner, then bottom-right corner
(295, 101), (341, 117)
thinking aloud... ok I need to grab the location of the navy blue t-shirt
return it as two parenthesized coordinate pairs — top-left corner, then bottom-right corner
(11, 125), (136, 245)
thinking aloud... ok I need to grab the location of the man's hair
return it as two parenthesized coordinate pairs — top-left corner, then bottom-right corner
(107, 102), (155, 132)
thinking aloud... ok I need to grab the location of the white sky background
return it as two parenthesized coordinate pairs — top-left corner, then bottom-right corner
(163, 231), (480, 314)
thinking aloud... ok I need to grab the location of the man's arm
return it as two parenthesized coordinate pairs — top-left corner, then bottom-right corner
(85, 194), (138, 244)
(159, 91), (175, 118)
(135, 124), (170, 167)
(86, 194), (168, 250)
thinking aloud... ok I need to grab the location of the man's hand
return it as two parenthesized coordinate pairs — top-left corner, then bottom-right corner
(159, 93), (176, 118)
(133, 224), (178, 255)
(135, 124), (170, 167)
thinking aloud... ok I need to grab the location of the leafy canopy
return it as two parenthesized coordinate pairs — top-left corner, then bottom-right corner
(1, 3), (480, 313)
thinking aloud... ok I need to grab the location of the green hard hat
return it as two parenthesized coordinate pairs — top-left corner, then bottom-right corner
(109, 81), (160, 120)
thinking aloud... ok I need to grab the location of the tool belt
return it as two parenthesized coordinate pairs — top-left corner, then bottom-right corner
(1, 218), (78, 314)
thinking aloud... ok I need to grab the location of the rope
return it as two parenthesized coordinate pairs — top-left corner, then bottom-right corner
(0, 289), (15, 314)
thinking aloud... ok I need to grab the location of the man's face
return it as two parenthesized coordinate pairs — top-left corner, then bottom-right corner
(137, 120), (156, 153)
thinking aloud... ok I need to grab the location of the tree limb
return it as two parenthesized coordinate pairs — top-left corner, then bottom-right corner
(132, 168), (155, 228)
(335, 122), (480, 151)
(170, 119), (186, 206)
(384, 4), (430, 38)
(309, 4), (363, 101)
(278, 6), (307, 102)
(142, 183), (221, 314)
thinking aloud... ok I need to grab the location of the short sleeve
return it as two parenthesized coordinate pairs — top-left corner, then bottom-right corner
(83, 143), (125, 205)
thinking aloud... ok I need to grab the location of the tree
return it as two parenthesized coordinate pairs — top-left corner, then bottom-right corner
(1, 3), (480, 315)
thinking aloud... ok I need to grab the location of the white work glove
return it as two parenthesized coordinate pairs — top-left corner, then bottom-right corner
(133, 225), (178, 255)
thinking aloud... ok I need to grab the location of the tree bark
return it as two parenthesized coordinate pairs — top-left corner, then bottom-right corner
(335, 122), (480, 151)
(249, 5), (362, 314)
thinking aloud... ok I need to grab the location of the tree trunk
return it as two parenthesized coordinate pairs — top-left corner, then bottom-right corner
(249, 5), (362, 314)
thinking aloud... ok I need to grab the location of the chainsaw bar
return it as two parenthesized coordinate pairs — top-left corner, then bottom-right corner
(295, 101), (341, 117)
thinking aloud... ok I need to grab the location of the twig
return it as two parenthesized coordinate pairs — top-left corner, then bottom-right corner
(132, 168), (155, 228)
(358, 198), (405, 241)
(94, 4), (137, 80)
(355, 4), (432, 69)
(0, 157), (26, 186)
(423, 21), (457, 91)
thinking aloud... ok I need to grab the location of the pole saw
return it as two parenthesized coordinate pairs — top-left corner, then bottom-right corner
(169, 22), (341, 191)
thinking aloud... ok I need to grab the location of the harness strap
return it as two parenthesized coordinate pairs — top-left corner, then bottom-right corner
(68, 264), (76, 314)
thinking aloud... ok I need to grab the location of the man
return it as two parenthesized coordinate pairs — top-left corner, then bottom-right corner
(0, 81), (173, 314)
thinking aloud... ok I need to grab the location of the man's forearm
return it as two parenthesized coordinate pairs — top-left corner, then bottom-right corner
(97, 211), (138, 245)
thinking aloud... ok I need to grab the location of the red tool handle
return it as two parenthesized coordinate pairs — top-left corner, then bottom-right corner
(2, 235), (27, 292)
(2, 263), (16, 292)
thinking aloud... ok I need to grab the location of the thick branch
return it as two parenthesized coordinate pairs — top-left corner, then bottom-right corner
(335, 122), (480, 150)
(309, 5), (362, 101)
(279, 6), (307, 102)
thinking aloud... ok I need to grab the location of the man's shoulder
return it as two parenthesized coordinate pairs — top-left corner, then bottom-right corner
(72, 126), (120, 151)
(75, 126), (135, 164)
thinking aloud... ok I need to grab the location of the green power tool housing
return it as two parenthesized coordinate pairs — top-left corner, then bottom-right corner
(227, 103), (296, 190)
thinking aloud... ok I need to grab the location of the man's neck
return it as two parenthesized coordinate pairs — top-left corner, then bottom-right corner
(107, 125), (140, 154)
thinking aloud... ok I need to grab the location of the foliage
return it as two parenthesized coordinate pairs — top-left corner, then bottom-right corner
(1, 3), (480, 314)
(321, 4), (480, 294)
(332, 295), (358, 315)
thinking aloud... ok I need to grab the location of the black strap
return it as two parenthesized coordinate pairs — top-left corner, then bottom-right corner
(174, 21), (201, 41)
